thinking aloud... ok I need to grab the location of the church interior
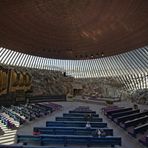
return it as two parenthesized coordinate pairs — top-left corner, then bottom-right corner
(0, 0), (148, 148)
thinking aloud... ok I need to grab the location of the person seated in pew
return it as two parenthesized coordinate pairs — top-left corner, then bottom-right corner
(99, 129), (106, 137)
(85, 121), (91, 129)
(92, 129), (101, 137)
(23, 142), (27, 145)
(84, 113), (92, 121)
(92, 129), (106, 137)
(133, 104), (139, 110)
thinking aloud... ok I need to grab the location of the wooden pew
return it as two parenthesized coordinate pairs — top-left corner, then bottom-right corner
(0, 146), (57, 148)
(123, 116), (148, 129)
(116, 111), (148, 124)
(55, 117), (102, 122)
(106, 108), (132, 117)
(0, 114), (16, 129)
(69, 110), (96, 114)
(2, 106), (25, 124)
(25, 106), (42, 117)
(11, 105), (34, 121)
(103, 107), (124, 115)
(0, 127), (4, 135)
(0, 146), (22, 148)
(102, 106), (119, 111)
(42, 102), (62, 111)
(37, 103), (53, 113)
(74, 106), (90, 110)
(111, 109), (140, 120)
(139, 135), (148, 147)
(20, 105), (40, 118)
(33, 127), (113, 136)
(63, 113), (99, 117)
(31, 104), (49, 114)
(27, 105), (48, 116)
(46, 121), (107, 128)
(17, 135), (122, 147)
(128, 122), (148, 137)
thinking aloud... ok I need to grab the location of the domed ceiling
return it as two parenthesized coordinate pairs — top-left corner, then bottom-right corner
(0, 0), (148, 59)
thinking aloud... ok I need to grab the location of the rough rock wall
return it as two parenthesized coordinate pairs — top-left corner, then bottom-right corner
(1, 64), (129, 99)
(74, 77), (125, 98)
(130, 89), (148, 104)
(24, 69), (126, 98)
(1, 64), (73, 96)
(30, 71), (126, 98)
(30, 69), (73, 96)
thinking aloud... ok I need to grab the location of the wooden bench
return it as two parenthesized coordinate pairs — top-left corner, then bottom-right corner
(111, 109), (140, 120)
(41, 102), (63, 111)
(55, 117), (102, 122)
(128, 122), (148, 137)
(0, 114), (16, 129)
(17, 135), (121, 147)
(0, 146), (22, 148)
(123, 116), (148, 129)
(46, 121), (107, 128)
(106, 108), (132, 117)
(139, 135), (148, 147)
(0, 127), (4, 135)
(116, 111), (148, 124)
(11, 105), (34, 121)
(2, 106), (25, 124)
(33, 127), (113, 136)
(63, 113), (99, 117)
(37, 103), (53, 112)
(26, 105), (44, 116)
(30, 104), (49, 115)
(69, 110), (96, 114)
(20, 105), (42, 118)
(103, 107), (124, 115)
(0, 145), (65, 148)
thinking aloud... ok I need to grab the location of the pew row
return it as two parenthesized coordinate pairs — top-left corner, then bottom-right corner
(106, 108), (132, 117)
(139, 135), (148, 147)
(116, 111), (148, 125)
(41, 102), (63, 111)
(33, 127), (113, 136)
(122, 116), (148, 129)
(69, 110), (96, 114)
(46, 121), (107, 128)
(2, 106), (25, 124)
(0, 114), (16, 129)
(20, 105), (41, 118)
(102, 106), (120, 113)
(55, 117), (102, 122)
(110, 109), (140, 120)
(0, 146), (72, 148)
(128, 122), (148, 137)
(11, 105), (34, 121)
(73, 106), (91, 111)
(63, 113), (99, 117)
(37, 103), (53, 112)
(0, 127), (4, 135)
(17, 135), (122, 147)
(29, 104), (49, 115)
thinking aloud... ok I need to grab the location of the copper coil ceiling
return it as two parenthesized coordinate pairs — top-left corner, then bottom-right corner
(0, 0), (148, 59)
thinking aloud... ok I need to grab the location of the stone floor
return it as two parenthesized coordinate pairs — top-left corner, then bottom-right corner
(0, 100), (147, 148)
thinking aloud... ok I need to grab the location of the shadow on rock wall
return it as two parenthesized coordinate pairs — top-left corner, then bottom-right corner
(130, 89), (148, 104)
(74, 77), (125, 98)
(30, 69), (73, 96)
